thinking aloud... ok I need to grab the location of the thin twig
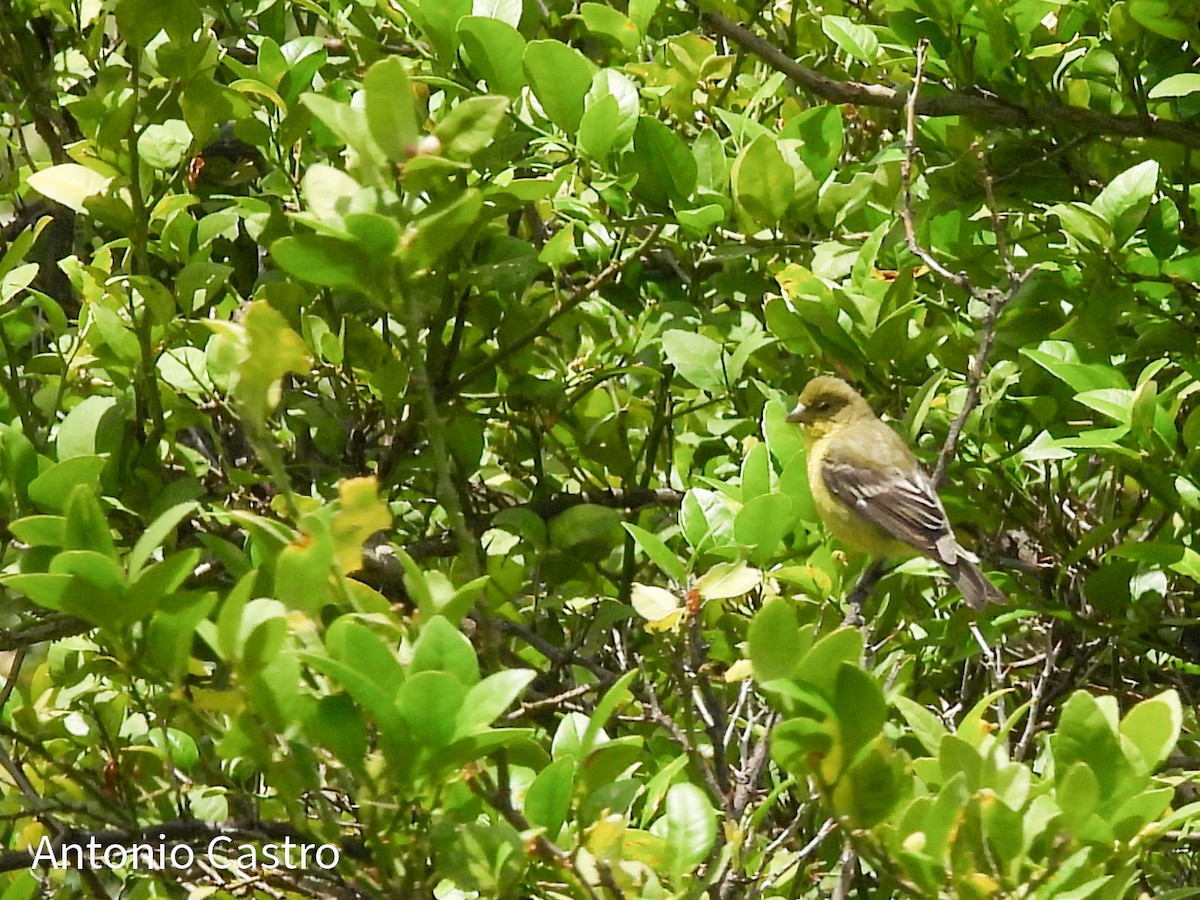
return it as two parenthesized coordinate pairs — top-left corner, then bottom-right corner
(830, 841), (859, 900)
(0, 648), (25, 712)
(844, 560), (886, 653)
(1014, 637), (1061, 761)
(901, 42), (976, 295)
(642, 680), (728, 805)
(898, 44), (1037, 488)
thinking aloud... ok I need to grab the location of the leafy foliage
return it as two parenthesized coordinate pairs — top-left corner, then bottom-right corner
(1, 0), (1200, 896)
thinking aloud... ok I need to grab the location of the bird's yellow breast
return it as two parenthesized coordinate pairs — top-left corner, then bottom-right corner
(804, 428), (913, 558)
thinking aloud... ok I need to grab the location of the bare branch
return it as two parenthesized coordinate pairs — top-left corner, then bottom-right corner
(901, 42), (978, 296)
(0, 615), (92, 651)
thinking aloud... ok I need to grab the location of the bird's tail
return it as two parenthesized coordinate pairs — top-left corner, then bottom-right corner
(947, 557), (1006, 611)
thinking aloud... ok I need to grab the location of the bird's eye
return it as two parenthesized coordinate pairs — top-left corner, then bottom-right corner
(815, 400), (830, 410)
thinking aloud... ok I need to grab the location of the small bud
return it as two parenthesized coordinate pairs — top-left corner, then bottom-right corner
(406, 135), (442, 158)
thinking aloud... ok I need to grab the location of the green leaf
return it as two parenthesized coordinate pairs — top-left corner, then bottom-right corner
(300, 93), (379, 163)
(457, 17), (527, 97)
(735, 493), (794, 564)
(115, 0), (163, 46)
(693, 126), (728, 192)
(579, 3), (640, 52)
(344, 213), (401, 258)
(305, 651), (405, 749)
(676, 203), (725, 237)
(132, 550), (201, 613)
(832, 664), (886, 764)
(7, 515), (66, 547)
(740, 442), (771, 500)
(402, 189), (484, 274)
(411, 616), (480, 686)
(661, 783), (716, 877)
(56, 395), (121, 460)
(325, 617), (405, 694)
(794, 628), (863, 696)
(224, 301), (311, 427)
(50, 549), (127, 622)
(1052, 691), (1143, 813)
(622, 523), (687, 584)
(401, 0), (470, 61)
(1092, 160), (1158, 246)
(1119, 689), (1181, 773)
(921, 772), (970, 859)
(1112, 788), (1173, 845)
(578, 70), (639, 159)
(1, 262), (38, 304)
(524, 758), (574, 841)
(833, 743), (903, 827)
(275, 522), (334, 613)
(26, 164), (112, 214)
(779, 105), (843, 183)
(733, 135), (794, 226)
(1049, 201), (1112, 248)
(397, 671), (465, 748)
(309, 693), (369, 769)
(580, 669), (638, 763)
(472, 0), (521, 26)
(694, 561), (760, 600)
(821, 15), (879, 63)
(661, 330), (724, 393)
(271, 233), (370, 290)
(630, 117), (696, 206)
(771, 716), (835, 776)
(230, 597), (288, 673)
(679, 488), (736, 555)
(455, 669), (536, 737)
(138, 120), (193, 170)
(1057, 761), (1100, 832)
(1020, 341), (1128, 392)
(1148, 73), (1200, 99)
(1128, 0), (1191, 39)
(762, 398), (808, 468)
(0, 214), (50, 279)
(749, 600), (802, 681)
(0, 573), (73, 611)
(28, 456), (109, 511)
(435, 96), (510, 160)
(1074, 388), (1133, 424)
(146, 590), (218, 684)
(63, 485), (116, 559)
(300, 164), (365, 226)
(893, 696), (948, 756)
(127, 501), (199, 579)
(523, 40), (596, 133)
(149, 727), (200, 771)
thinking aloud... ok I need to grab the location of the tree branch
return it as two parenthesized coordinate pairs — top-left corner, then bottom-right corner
(693, 6), (1200, 149)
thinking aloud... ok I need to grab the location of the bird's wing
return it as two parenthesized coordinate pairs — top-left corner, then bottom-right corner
(821, 431), (960, 565)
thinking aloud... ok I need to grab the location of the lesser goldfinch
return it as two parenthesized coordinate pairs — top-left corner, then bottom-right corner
(787, 376), (1005, 610)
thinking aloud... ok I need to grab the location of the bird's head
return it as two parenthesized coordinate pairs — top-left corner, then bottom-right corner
(786, 376), (873, 438)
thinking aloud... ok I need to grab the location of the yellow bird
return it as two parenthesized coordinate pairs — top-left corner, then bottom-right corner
(787, 376), (1005, 610)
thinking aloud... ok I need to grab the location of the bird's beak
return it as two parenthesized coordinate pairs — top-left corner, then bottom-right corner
(786, 402), (805, 424)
